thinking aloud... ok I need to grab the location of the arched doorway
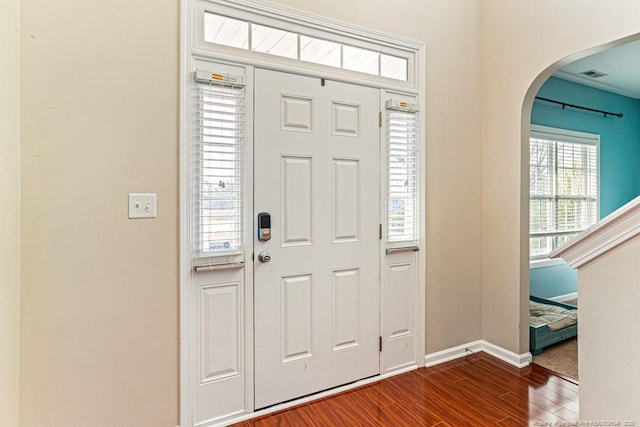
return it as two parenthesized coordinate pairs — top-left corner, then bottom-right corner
(521, 34), (640, 381)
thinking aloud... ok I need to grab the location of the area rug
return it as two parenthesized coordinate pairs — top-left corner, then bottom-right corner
(532, 337), (578, 381)
(532, 297), (578, 381)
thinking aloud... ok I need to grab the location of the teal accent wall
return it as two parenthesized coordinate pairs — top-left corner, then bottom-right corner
(530, 263), (577, 299)
(530, 76), (640, 299)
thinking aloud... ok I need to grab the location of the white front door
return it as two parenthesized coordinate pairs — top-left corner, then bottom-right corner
(254, 69), (380, 409)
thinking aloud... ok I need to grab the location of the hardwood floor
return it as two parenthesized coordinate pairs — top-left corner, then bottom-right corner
(234, 353), (579, 426)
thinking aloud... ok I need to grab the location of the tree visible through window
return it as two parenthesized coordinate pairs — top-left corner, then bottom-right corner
(530, 125), (599, 259)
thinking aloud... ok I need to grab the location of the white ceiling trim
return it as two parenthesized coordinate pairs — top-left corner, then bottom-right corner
(553, 70), (640, 100)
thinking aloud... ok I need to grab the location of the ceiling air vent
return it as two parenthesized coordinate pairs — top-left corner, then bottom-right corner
(579, 69), (608, 79)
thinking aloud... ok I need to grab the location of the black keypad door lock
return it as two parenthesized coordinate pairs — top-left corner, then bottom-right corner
(257, 212), (271, 242)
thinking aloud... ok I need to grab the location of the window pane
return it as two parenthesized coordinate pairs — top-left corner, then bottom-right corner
(530, 199), (552, 233)
(387, 108), (420, 242)
(196, 83), (245, 256)
(556, 199), (578, 231)
(300, 36), (341, 67)
(343, 45), (379, 75)
(380, 54), (408, 81)
(204, 12), (249, 49)
(529, 138), (553, 196)
(558, 142), (584, 195)
(556, 198), (597, 231)
(556, 233), (578, 248)
(251, 24), (298, 59)
(530, 236), (553, 258)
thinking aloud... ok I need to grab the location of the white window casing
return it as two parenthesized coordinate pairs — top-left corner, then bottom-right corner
(529, 124), (599, 261)
(192, 70), (246, 268)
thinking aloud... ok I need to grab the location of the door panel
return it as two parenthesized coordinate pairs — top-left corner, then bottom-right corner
(254, 69), (380, 409)
(381, 251), (419, 372)
(332, 267), (361, 350)
(281, 273), (313, 362)
(200, 283), (241, 382)
(281, 156), (313, 246)
(193, 270), (246, 423)
(332, 158), (360, 242)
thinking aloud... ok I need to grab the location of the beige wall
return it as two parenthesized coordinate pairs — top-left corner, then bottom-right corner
(271, 0), (484, 353)
(18, 0), (483, 425)
(481, 0), (640, 353)
(19, 0), (179, 426)
(579, 237), (640, 421)
(0, 0), (21, 425)
(17, 0), (640, 424)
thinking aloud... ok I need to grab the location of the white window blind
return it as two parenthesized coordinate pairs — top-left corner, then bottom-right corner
(386, 100), (420, 243)
(530, 126), (599, 259)
(193, 71), (245, 264)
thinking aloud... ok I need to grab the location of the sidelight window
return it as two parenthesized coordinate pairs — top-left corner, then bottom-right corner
(192, 70), (245, 264)
(386, 100), (420, 243)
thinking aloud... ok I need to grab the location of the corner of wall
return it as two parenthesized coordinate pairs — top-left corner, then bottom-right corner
(0, 0), (21, 425)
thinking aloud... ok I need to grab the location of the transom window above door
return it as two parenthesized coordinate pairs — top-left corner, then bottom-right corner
(192, 0), (421, 87)
(204, 12), (408, 81)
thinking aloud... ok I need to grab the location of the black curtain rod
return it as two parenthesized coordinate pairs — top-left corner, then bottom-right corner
(535, 96), (623, 118)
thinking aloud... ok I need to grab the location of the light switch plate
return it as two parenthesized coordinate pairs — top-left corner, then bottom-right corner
(128, 193), (157, 218)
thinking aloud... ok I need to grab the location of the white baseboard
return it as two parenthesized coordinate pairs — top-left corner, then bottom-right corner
(547, 292), (578, 303)
(481, 341), (532, 368)
(425, 340), (532, 369)
(424, 340), (483, 367)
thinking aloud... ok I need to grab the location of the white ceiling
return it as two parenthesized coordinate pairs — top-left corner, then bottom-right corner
(554, 39), (640, 99)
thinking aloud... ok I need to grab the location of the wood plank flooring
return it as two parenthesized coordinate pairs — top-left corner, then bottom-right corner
(234, 353), (579, 426)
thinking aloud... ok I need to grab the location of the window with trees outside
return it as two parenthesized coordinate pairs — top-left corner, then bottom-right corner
(529, 125), (599, 260)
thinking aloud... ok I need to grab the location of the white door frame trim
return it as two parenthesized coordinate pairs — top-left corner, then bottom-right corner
(180, 1), (426, 426)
